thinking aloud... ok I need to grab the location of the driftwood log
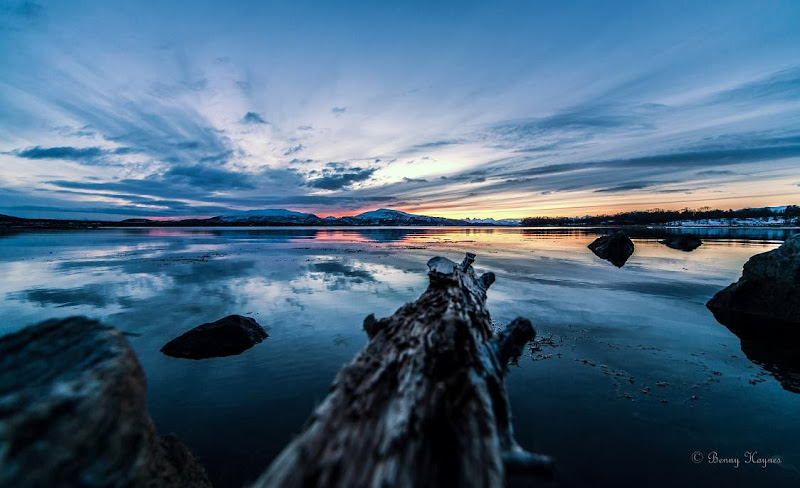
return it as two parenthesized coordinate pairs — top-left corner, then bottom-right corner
(0, 317), (211, 488)
(253, 253), (553, 487)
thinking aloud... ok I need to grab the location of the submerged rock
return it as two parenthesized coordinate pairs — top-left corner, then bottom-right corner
(660, 234), (702, 252)
(588, 231), (635, 267)
(161, 314), (267, 359)
(707, 234), (800, 328)
(0, 317), (211, 488)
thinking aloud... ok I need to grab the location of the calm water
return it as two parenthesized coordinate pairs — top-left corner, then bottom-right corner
(1, 227), (799, 487)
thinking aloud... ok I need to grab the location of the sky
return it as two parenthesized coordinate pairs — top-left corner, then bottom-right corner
(1, 0), (799, 220)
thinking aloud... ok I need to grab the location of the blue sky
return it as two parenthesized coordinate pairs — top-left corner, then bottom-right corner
(1, 0), (799, 219)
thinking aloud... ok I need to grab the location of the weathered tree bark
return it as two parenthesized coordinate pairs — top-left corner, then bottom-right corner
(253, 253), (553, 488)
(0, 317), (212, 488)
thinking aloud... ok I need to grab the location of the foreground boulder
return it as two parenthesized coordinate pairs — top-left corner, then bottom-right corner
(588, 231), (635, 267)
(0, 317), (211, 488)
(660, 234), (702, 252)
(253, 253), (552, 488)
(707, 234), (800, 328)
(161, 314), (267, 359)
(707, 234), (800, 393)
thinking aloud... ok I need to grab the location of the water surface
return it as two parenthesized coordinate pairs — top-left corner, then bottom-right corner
(1, 227), (798, 487)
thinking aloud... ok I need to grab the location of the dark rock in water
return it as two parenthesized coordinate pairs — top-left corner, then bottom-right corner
(161, 314), (267, 359)
(588, 231), (635, 267)
(707, 234), (800, 393)
(0, 317), (211, 488)
(660, 234), (702, 252)
(707, 234), (800, 328)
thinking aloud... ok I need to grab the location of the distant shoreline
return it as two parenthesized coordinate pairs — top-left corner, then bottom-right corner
(2, 205), (798, 231)
(2, 221), (798, 231)
(3, 205), (798, 230)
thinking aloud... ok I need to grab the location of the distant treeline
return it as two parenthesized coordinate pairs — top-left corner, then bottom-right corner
(521, 205), (800, 226)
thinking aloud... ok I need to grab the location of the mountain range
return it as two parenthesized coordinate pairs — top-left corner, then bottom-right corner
(214, 208), (522, 226)
(0, 208), (522, 229)
(1, 206), (796, 229)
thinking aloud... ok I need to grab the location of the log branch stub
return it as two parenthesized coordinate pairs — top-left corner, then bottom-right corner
(363, 313), (381, 339)
(479, 271), (496, 290)
(490, 317), (536, 367)
(460, 252), (477, 270)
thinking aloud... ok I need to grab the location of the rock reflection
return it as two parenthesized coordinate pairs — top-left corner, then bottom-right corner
(740, 336), (800, 393)
(713, 317), (800, 394)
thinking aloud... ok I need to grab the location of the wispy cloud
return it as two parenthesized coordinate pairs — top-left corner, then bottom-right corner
(16, 145), (104, 160)
(283, 144), (305, 156)
(12, 145), (138, 165)
(241, 111), (268, 124)
(307, 164), (376, 190)
(708, 66), (800, 105)
(161, 165), (256, 190)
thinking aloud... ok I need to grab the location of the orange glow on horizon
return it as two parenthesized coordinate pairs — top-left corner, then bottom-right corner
(140, 193), (798, 222)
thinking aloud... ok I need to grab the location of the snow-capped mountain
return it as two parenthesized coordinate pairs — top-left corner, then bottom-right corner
(353, 209), (418, 220)
(211, 208), (529, 226)
(340, 209), (465, 226)
(215, 209), (322, 224)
